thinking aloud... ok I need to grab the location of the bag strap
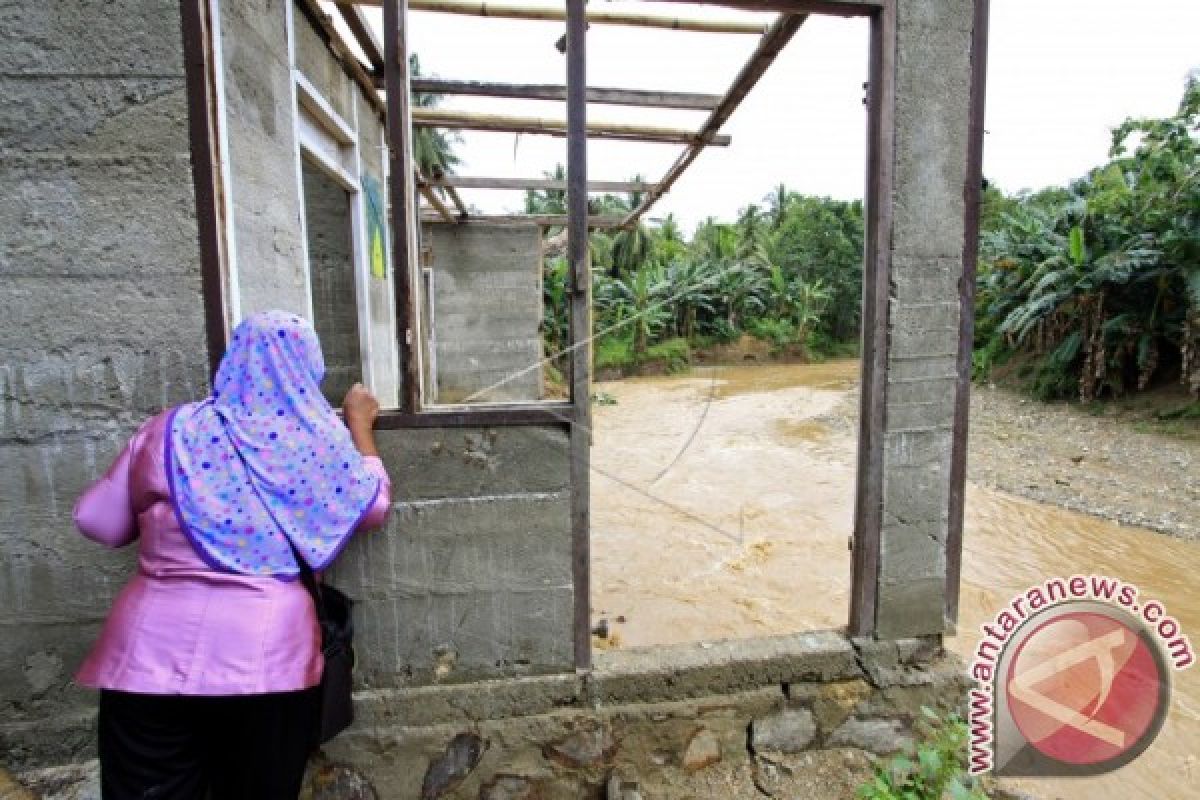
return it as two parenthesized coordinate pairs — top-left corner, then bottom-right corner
(285, 538), (323, 611)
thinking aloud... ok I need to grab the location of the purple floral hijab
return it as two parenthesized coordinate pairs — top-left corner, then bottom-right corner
(166, 310), (381, 580)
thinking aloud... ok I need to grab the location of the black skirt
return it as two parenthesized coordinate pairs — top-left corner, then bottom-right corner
(98, 687), (320, 800)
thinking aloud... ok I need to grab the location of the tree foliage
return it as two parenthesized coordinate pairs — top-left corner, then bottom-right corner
(977, 78), (1200, 401)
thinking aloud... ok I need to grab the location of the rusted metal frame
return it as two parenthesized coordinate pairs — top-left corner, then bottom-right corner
(657, 0), (881, 16)
(622, 12), (808, 227)
(848, 0), (894, 638)
(419, 213), (625, 228)
(404, 78), (723, 111)
(945, 0), (990, 632)
(384, 0), (422, 412)
(352, 0), (768, 33)
(424, 175), (657, 193)
(566, 0), (592, 672)
(375, 404), (575, 428)
(336, 2), (386, 72)
(411, 108), (732, 146)
(180, 0), (229, 379)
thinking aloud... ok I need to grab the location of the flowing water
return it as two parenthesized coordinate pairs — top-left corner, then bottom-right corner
(591, 361), (1198, 800)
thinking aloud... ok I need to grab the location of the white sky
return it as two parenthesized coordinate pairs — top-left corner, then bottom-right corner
(337, 1), (1200, 233)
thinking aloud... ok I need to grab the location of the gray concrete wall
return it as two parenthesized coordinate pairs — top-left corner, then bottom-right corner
(327, 425), (575, 686)
(423, 224), (545, 403)
(875, 0), (976, 637)
(302, 159), (362, 404)
(221, 0), (310, 316)
(0, 0), (208, 733)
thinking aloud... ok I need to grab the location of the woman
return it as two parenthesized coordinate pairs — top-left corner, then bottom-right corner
(73, 310), (391, 799)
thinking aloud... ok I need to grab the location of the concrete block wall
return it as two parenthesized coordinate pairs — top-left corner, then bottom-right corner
(0, 0), (208, 726)
(875, 0), (976, 637)
(302, 159), (363, 404)
(220, 0), (311, 316)
(327, 425), (575, 686)
(423, 224), (545, 403)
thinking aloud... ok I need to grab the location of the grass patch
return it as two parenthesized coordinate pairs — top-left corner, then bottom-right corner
(644, 337), (691, 373)
(594, 334), (692, 374)
(594, 334), (636, 371)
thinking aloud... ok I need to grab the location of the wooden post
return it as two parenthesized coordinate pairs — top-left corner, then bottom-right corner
(384, 0), (421, 412)
(848, 0), (895, 639)
(566, 0), (592, 672)
(946, 0), (991, 631)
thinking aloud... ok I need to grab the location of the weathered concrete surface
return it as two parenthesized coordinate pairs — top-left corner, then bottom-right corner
(328, 426), (575, 687)
(303, 159), (363, 403)
(0, 0), (208, 757)
(6, 634), (968, 798)
(423, 224), (544, 403)
(876, 0), (978, 636)
(309, 634), (967, 799)
(220, 0), (309, 316)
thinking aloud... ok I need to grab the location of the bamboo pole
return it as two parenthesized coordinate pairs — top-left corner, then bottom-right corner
(418, 213), (625, 228)
(424, 175), (656, 193)
(404, 79), (723, 111)
(336, 3), (385, 72)
(343, 0), (769, 33)
(411, 108), (731, 146)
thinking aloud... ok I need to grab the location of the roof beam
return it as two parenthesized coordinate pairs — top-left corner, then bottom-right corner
(344, 0), (769, 33)
(336, 3), (385, 72)
(623, 12), (808, 226)
(411, 108), (731, 146)
(405, 79), (722, 111)
(419, 213), (626, 228)
(655, 0), (880, 17)
(423, 175), (656, 193)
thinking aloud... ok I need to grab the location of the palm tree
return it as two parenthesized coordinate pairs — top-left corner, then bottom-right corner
(765, 183), (791, 228)
(409, 55), (462, 181)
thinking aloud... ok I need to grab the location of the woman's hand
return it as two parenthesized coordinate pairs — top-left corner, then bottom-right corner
(342, 383), (380, 456)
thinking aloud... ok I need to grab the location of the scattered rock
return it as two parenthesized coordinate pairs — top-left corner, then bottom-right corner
(591, 619), (610, 639)
(827, 717), (911, 755)
(478, 773), (540, 800)
(542, 724), (617, 769)
(751, 709), (816, 755)
(605, 768), (643, 800)
(0, 767), (37, 800)
(680, 728), (721, 771)
(422, 733), (487, 799)
(305, 761), (377, 800)
(15, 760), (98, 800)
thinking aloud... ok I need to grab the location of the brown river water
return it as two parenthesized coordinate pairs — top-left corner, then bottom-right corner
(590, 360), (1198, 800)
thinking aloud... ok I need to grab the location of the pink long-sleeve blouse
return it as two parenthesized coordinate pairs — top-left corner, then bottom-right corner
(73, 410), (390, 695)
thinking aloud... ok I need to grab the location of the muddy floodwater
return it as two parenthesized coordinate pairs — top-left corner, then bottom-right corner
(591, 361), (1198, 800)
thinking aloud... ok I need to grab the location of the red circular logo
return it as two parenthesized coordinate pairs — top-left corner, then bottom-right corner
(1005, 610), (1166, 768)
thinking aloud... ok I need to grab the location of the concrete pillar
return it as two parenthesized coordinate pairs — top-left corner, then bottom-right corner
(875, 0), (979, 637)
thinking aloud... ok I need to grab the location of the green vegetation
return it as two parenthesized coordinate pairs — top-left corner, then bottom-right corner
(976, 78), (1199, 403)
(529, 175), (865, 375)
(425, 73), (1196, 406)
(856, 709), (987, 800)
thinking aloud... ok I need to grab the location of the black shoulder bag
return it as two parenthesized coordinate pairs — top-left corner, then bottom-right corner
(295, 557), (356, 747)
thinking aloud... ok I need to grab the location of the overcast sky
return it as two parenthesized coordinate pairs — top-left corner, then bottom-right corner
(336, 1), (1200, 233)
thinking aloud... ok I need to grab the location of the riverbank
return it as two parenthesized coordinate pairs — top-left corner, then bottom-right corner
(965, 383), (1198, 540)
(590, 360), (1198, 799)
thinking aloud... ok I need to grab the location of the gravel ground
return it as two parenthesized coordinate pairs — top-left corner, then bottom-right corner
(966, 385), (1198, 539)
